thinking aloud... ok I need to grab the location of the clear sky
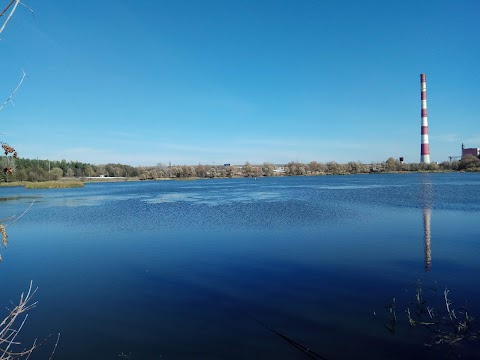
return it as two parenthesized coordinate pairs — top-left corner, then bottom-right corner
(2, 0), (479, 166)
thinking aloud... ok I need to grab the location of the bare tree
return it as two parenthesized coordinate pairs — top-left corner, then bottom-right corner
(262, 162), (275, 176)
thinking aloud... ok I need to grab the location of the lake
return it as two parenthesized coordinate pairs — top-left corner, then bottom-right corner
(1, 173), (480, 359)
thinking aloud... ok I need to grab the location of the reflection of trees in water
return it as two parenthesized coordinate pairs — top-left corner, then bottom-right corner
(421, 179), (432, 272)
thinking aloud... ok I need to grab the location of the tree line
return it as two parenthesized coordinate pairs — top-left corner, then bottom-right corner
(2, 156), (480, 182)
(1, 158), (139, 182)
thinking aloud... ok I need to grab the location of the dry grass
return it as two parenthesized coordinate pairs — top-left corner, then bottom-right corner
(0, 282), (60, 359)
(0, 281), (38, 359)
(0, 180), (83, 189)
(23, 181), (83, 189)
(384, 280), (480, 353)
(0, 182), (24, 187)
(0, 224), (7, 262)
(0, 181), (84, 189)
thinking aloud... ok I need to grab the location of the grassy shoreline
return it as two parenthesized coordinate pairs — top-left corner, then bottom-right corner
(0, 181), (84, 189)
(0, 170), (477, 189)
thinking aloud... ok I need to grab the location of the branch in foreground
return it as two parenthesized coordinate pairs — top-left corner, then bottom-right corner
(0, 69), (26, 111)
(0, 281), (38, 359)
(0, 0), (34, 35)
(0, 282), (59, 359)
(0, 200), (35, 261)
(0, 0), (20, 35)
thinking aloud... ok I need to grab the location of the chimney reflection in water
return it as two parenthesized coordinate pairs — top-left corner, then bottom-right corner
(422, 179), (432, 272)
(423, 207), (431, 271)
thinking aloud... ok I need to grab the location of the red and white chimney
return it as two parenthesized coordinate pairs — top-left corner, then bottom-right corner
(420, 74), (431, 163)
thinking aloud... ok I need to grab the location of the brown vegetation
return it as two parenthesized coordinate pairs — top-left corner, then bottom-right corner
(4, 156), (479, 184)
(384, 281), (480, 356)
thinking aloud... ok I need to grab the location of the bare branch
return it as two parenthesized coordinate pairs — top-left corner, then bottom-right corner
(0, 1), (16, 18)
(48, 333), (60, 360)
(5, 200), (35, 228)
(0, 0), (19, 35)
(18, 2), (33, 18)
(0, 69), (26, 111)
(1, 201), (34, 262)
(0, 281), (39, 359)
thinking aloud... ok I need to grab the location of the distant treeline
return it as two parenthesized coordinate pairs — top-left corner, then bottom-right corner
(1, 156), (480, 182)
(1, 158), (138, 182)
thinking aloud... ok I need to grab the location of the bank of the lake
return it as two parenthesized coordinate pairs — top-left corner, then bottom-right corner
(0, 180), (84, 189)
(2, 173), (480, 359)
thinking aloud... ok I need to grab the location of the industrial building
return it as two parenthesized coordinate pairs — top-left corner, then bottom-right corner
(462, 144), (480, 158)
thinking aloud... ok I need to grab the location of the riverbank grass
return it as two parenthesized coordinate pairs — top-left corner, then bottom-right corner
(24, 181), (84, 189)
(0, 181), (84, 189)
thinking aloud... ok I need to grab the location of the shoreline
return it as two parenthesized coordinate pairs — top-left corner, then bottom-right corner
(1, 170), (477, 189)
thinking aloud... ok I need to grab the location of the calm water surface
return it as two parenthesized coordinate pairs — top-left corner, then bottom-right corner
(1, 173), (480, 359)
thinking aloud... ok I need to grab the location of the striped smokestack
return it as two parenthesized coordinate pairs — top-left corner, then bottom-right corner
(420, 74), (431, 163)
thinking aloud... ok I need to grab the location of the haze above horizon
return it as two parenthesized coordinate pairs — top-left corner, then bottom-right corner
(2, 0), (479, 166)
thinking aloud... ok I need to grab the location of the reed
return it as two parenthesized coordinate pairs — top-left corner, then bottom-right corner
(383, 280), (480, 351)
(0, 281), (60, 359)
(23, 181), (83, 189)
(0, 182), (23, 187)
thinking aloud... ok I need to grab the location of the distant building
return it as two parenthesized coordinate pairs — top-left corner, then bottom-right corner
(462, 143), (480, 158)
(273, 166), (285, 174)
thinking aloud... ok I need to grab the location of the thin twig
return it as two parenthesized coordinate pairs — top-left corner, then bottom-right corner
(1, 314), (28, 356)
(24, 338), (36, 360)
(0, 0), (19, 34)
(18, 2), (34, 17)
(427, 306), (434, 319)
(48, 333), (60, 360)
(5, 200), (35, 228)
(0, 69), (27, 111)
(0, 281), (39, 359)
(444, 288), (454, 323)
(0, 0), (15, 18)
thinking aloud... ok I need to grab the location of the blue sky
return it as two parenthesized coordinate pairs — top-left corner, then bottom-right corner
(2, 0), (479, 166)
